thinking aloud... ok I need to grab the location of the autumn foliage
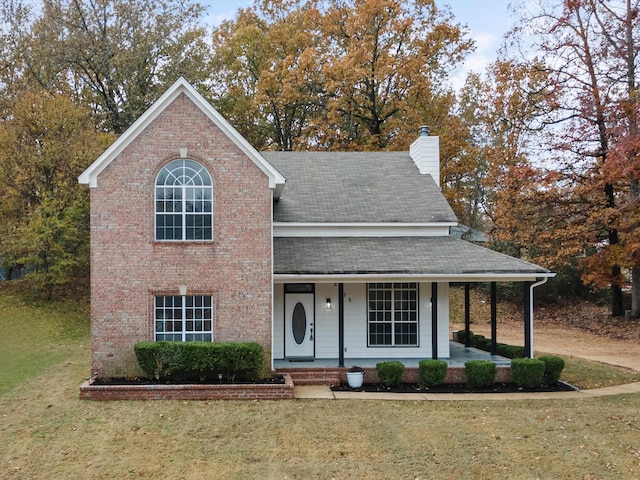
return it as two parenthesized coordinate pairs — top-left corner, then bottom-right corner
(0, 0), (639, 316)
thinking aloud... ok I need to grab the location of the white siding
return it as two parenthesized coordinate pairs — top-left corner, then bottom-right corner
(273, 223), (452, 237)
(343, 283), (367, 357)
(409, 134), (440, 186)
(273, 281), (451, 360)
(342, 282), (450, 360)
(314, 284), (339, 358)
(273, 283), (284, 358)
(436, 282), (451, 358)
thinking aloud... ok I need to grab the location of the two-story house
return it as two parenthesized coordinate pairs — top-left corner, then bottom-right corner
(79, 78), (552, 379)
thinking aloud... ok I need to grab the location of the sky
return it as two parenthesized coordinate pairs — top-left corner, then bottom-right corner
(201, 0), (517, 90)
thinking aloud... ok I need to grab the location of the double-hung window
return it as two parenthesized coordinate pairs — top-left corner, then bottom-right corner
(368, 283), (418, 346)
(155, 159), (213, 241)
(154, 295), (213, 342)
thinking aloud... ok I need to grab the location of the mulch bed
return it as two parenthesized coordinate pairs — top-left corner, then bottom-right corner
(92, 375), (286, 386)
(331, 381), (577, 394)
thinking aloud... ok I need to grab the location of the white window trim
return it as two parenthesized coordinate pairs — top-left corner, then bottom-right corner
(367, 283), (419, 347)
(154, 295), (214, 342)
(155, 159), (213, 242)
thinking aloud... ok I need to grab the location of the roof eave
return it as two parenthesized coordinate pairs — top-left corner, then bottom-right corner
(274, 272), (555, 283)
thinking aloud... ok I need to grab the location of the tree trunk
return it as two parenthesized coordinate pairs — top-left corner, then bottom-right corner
(632, 267), (640, 319)
(624, 0), (639, 319)
(611, 271), (624, 317)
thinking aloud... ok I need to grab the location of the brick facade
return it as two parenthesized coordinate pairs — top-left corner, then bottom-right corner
(89, 93), (273, 377)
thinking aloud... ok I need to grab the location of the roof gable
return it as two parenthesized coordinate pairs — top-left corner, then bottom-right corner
(78, 78), (285, 194)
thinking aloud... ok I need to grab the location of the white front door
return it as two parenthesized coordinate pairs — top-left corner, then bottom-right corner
(285, 293), (315, 358)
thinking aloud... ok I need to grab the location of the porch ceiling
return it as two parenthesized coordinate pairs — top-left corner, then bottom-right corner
(274, 236), (553, 281)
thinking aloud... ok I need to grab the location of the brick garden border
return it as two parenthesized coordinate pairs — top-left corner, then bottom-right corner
(358, 366), (512, 385)
(79, 373), (294, 401)
(79, 367), (512, 400)
(281, 366), (512, 385)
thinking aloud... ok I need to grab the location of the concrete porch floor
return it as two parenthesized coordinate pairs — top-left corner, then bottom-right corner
(273, 341), (511, 369)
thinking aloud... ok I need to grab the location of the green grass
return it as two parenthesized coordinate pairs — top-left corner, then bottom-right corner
(3, 288), (640, 478)
(0, 284), (89, 395)
(562, 355), (640, 389)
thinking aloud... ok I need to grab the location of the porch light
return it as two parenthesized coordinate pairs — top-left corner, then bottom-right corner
(326, 298), (332, 310)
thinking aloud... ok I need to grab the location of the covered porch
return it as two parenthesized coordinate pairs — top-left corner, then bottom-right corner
(273, 236), (555, 370)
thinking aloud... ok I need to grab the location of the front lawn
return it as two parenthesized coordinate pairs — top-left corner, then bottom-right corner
(2, 288), (640, 479)
(0, 284), (89, 396)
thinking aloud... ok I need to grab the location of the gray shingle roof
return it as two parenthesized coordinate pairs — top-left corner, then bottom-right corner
(274, 237), (550, 277)
(262, 152), (457, 223)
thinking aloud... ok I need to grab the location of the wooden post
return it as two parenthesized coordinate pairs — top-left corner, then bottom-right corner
(338, 283), (344, 367)
(432, 282), (438, 359)
(464, 283), (471, 347)
(491, 282), (497, 355)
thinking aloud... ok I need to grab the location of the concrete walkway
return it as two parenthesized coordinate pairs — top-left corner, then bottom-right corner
(293, 381), (640, 401)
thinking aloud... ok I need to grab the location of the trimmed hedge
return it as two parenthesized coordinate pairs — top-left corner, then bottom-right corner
(376, 361), (405, 386)
(539, 355), (565, 384)
(464, 332), (525, 359)
(456, 329), (472, 343)
(465, 360), (496, 388)
(510, 358), (545, 388)
(418, 359), (448, 387)
(134, 341), (264, 382)
(496, 344), (525, 359)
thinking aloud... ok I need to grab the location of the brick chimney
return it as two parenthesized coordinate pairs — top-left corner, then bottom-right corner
(409, 125), (440, 187)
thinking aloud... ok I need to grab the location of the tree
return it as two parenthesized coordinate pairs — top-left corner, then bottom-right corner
(510, 0), (640, 316)
(210, 0), (473, 152)
(211, 0), (326, 150)
(1, 0), (211, 133)
(450, 60), (553, 236)
(0, 90), (113, 298)
(320, 0), (473, 150)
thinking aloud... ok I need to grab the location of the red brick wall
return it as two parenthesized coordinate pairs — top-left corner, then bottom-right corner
(79, 375), (294, 401)
(89, 93), (273, 377)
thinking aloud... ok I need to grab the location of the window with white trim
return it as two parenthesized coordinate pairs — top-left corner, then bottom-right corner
(155, 159), (213, 241)
(367, 283), (418, 346)
(154, 295), (213, 341)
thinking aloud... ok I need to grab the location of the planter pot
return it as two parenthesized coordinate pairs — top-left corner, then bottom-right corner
(346, 371), (365, 389)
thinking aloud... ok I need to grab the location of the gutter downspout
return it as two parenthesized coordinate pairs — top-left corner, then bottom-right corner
(529, 277), (549, 356)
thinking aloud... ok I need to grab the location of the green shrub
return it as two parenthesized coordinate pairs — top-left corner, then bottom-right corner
(496, 344), (526, 359)
(134, 341), (187, 380)
(465, 360), (496, 388)
(456, 329), (472, 342)
(469, 334), (485, 347)
(418, 359), (448, 387)
(134, 341), (264, 382)
(134, 341), (160, 378)
(510, 358), (545, 388)
(539, 355), (565, 384)
(211, 342), (264, 382)
(375, 361), (405, 386)
(467, 335), (525, 359)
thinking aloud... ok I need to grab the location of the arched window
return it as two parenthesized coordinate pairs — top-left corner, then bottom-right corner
(155, 159), (213, 241)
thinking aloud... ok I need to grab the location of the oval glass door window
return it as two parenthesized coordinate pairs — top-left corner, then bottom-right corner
(292, 302), (307, 345)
